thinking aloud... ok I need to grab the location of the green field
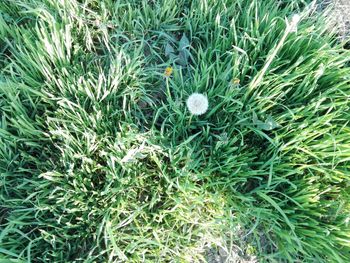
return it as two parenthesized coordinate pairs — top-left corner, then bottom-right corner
(1, 0), (350, 262)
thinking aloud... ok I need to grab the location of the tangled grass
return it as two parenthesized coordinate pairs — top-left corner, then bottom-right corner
(1, 0), (350, 262)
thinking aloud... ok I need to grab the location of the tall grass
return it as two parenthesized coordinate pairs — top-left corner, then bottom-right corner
(1, 0), (350, 262)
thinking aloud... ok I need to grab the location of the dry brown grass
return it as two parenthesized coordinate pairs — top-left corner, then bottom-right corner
(321, 0), (350, 39)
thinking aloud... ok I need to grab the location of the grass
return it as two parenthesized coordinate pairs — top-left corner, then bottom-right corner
(1, 0), (350, 262)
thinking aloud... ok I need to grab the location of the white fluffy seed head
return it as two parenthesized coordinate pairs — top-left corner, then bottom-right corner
(186, 93), (208, 115)
(290, 14), (301, 32)
(291, 14), (301, 25)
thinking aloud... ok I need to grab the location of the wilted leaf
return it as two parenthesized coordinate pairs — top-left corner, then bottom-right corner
(121, 144), (147, 163)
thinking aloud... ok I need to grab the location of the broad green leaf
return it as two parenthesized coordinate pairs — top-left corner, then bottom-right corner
(177, 50), (189, 66)
(165, 43), (175, 56)
(179, 33), (190, 50)
(264, 115), (280, 130)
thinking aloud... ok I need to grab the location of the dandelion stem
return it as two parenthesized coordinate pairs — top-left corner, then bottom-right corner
(166, 78), (172, 102)
(188, 114), (193, 127)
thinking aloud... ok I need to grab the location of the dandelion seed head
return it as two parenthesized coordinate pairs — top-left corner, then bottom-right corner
(292, 14), (301, 24)
(290, 14), (301, 32)
(186, 93), (208, 115)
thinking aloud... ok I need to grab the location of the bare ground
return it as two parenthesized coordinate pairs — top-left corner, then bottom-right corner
(321, 0), (350, 39)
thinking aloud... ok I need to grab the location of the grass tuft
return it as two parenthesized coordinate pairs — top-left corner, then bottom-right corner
(1, 0), (350, 262)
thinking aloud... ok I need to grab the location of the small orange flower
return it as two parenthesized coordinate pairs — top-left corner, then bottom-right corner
(164, 67), (173, 77)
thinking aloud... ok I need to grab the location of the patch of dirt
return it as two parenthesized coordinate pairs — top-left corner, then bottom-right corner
(320, 0), (350, 39)
(205, 246), (257, 263)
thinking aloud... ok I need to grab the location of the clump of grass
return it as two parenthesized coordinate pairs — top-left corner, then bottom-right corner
(1, 0), (350, 262)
